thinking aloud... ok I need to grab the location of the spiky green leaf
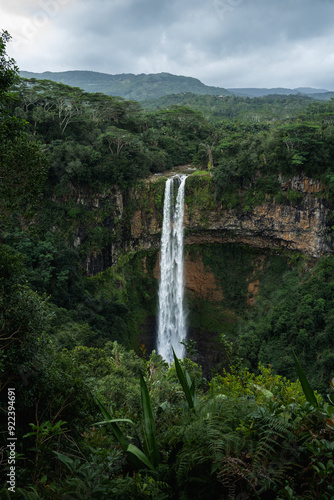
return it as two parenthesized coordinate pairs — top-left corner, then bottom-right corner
(140, 372), (160, 467)
(127, 443), (156, 471)
(292, 349), (318, 407)
(172, 348), (198, 411)
(95, 397), (131, 450)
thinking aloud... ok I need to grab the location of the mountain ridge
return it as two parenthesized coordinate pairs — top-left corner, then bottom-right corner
(20, 70), (331, 101)
(19, 70), (232, 101)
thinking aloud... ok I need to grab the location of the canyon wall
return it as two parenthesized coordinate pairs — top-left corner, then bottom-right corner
(69, 173), (333, 371)
(129, 174), (332, 259)
(70, 173), (333, 275)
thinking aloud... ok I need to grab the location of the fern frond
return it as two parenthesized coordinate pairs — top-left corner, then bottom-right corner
(218, 456), (254, 500)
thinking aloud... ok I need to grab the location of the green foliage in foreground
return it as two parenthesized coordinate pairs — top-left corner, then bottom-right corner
(2, 236), (333, 499)
(2, 341), (334, 499)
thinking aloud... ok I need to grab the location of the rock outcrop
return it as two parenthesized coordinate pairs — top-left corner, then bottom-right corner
(183, 197), (329, 258)
(129, 174), (332, 260)
(71, 174), (332, 275)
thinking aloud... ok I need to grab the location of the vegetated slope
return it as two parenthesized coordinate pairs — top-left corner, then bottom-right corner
(20, 69), (332, 101)
(306, 91), (334, 101)
(228, 86), (330, 98)
(19, 70), (232, 100)
(142, 92), (315, 121)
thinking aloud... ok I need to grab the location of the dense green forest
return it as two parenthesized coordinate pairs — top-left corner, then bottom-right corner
(142, 92), (315, 122)
(1, 30), (334, 498)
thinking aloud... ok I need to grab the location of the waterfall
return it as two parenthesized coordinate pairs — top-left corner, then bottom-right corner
(157, 175), (187, 363)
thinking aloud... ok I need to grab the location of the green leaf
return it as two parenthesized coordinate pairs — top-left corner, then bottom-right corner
(95, 397), (131, 451)
(126, 443), (156, 471)
(53, 451), (73, 467)
(323, 403), (334, 418)
(172, 348), (198, 411)
(189, 378), (199, 407)
(140, 372), (160, 467)
(93, 418), (135, 427)
(292, 349), (318, 407)
(95, 397), (143, 470)
(327, 394), (334, 406)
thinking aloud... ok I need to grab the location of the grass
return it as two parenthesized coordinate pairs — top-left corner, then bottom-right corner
(189, 169), (212, 177)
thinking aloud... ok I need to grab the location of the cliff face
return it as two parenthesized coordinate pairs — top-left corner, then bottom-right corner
(184, 196), (329, 258)
(72, 174), (332, 275)
(129, 175), (332, 259)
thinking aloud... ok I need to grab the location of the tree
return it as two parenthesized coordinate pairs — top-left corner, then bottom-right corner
(99, 126), (140, 157)
(0, 30), (19, 97)
(0, 31), (47, 217)
(198, 139), (217, 171)
(54, 84), (85, 133)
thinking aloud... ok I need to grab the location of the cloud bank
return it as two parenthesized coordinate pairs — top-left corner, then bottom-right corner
(2, 0), (334, 89)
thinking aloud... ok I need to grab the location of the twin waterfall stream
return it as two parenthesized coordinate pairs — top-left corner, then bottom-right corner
(157, 175), (187, 363)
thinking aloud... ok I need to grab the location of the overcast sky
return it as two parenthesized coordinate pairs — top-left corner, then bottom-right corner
(2, 0), (334, 90)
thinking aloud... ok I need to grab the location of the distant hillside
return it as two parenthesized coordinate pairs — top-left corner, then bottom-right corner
(228, 86), (330, 98)
(20, 70), (332, 102)
(306, 91), (334, 101)
(19, 70), (232, 101)
(141, 92), (314, 122)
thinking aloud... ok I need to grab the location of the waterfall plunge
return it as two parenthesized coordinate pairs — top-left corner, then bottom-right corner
(157, 175), (187, 363)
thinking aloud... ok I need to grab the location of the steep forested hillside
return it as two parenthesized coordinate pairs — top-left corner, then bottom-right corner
(1, 31), (334, 499)
(19, 70), (232, 100)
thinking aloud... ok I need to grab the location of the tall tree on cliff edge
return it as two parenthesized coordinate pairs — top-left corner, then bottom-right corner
(0, 30), (47, 220)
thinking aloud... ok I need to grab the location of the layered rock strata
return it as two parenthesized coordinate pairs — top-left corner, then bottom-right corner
(131, 176), (332, 259)
(72, 175), (332, 275)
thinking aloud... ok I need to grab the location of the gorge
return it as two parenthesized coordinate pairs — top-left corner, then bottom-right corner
(66, 170), (334, 376)
(75, 171), (333, 277)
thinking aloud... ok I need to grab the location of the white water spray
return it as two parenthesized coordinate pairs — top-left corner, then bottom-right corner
(157, 175), (187, 363)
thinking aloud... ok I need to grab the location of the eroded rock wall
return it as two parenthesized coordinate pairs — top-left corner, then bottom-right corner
(129, 175), (332, 260)
(70, 174), (332, 274)
(183, 197), (329, 257)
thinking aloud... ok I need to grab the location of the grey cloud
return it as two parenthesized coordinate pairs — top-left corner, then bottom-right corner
(4, 0), (334, 89)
